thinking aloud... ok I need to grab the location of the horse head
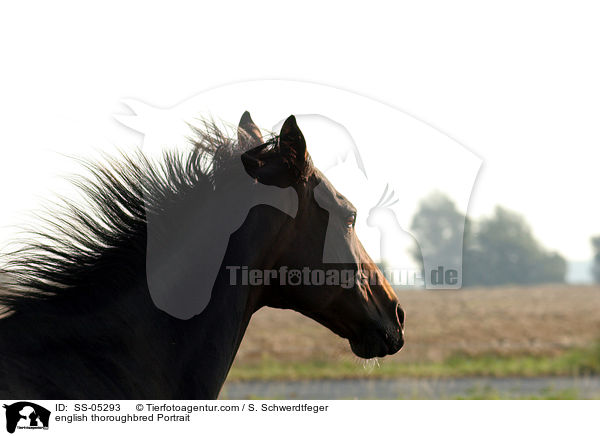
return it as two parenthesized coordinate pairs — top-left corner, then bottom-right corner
(240, 113), (405, 358)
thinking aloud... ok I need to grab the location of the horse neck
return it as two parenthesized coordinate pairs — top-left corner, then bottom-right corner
(179, 205), (292, 399)
(173, 274), (256, 399)
(178, 194), (297, 398)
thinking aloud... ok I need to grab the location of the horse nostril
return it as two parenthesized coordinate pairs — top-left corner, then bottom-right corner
(396, 304), (405, 329)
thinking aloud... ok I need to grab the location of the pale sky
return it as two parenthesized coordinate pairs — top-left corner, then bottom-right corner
(1, 2), (599, 267)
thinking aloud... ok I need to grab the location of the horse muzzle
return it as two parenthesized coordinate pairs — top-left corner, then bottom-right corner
(349, 303), (405, 358)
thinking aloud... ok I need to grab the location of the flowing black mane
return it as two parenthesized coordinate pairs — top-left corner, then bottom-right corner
(0, 121), (258, 316)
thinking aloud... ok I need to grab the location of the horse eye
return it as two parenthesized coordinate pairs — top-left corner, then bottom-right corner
(345, 213), (356, 229)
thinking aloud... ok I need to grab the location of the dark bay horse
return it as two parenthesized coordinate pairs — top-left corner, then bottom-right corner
(0, 112), (404, 399)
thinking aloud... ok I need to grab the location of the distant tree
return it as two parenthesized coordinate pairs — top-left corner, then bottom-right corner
(410, 193), (566, 287)
(592, 236), (600, 284)
(409, 191), (468, 273)
(465, 206), (566, 286)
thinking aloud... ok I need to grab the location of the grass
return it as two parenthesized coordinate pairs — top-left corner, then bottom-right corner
(448, 386), (584, 400)
(230, 389), (588, 400)
(227, 340), (600, 382)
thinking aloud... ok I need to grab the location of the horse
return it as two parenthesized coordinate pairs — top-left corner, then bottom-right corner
(0, 112), (404, 399)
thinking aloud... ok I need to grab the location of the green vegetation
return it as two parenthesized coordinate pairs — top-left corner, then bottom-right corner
(228, 341), (600, 382)
(223, 389), (588, 400)
(448, 386), (583, 400)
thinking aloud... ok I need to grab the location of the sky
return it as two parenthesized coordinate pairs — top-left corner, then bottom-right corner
(0, 1), (599, 269)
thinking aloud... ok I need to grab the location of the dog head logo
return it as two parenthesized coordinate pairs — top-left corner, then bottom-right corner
(3, 402), (50, 434)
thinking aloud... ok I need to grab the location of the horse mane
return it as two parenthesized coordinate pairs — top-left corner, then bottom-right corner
(0, 121), (260, 317)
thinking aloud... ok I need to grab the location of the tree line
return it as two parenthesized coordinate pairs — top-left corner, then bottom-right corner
(409, 192), (568, 287)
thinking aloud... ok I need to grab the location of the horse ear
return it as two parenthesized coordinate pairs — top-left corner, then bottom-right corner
(238, 111), (263, 149)
(241, 115), (309, 187)
(279, 115), (307, 170)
